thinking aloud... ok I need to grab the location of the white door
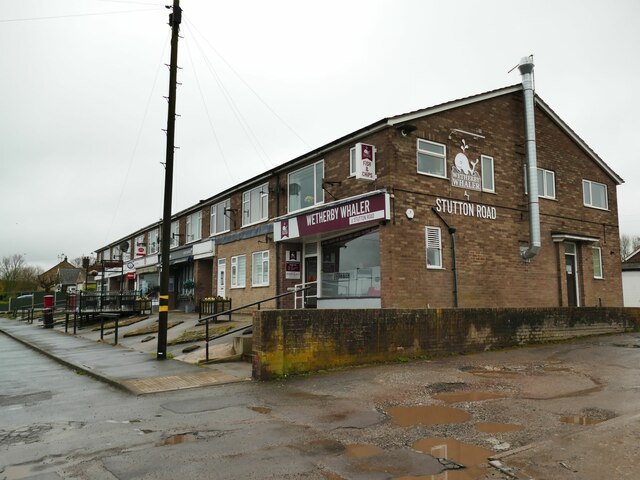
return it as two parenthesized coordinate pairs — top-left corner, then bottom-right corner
(217, 258), (226, 298)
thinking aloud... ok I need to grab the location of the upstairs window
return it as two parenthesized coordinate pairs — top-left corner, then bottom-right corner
(524, 167), (556, 199)
(417, 139), (447, 179)
(288, 161), (324, 213)
(242, 183), (269, 226)
(583, 180), (608, 210)
(481, 155), (495, 193)
(425, 226), (443, 269)
(170, 221), (180, 247)
(210, 200), (231, 236)
(186, 211), (202, 243)
(148, 228), (159, 254)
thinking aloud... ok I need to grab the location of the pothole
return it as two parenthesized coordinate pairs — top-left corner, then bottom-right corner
(157, 432), (199, 446)
(387, 405), (471, 426)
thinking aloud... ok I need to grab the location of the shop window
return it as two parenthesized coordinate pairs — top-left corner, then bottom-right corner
(288, 161), (324, 213)
(524, 167), (556, 199)
(210, 199), (230, 236)
(231, 255), (246, 288)
(417, 139), (447, 179)
(186, 211), (202, 243)
(425, 226), (443, 269)
(170, 221), (180, 247)
(592, 247), (603, 279)
(481, 155), (495, 193)
(583, 180), (608, 210)
(252, 251), (269, 287)
(320, 229), (380, 298)
(243, 183), (269, 226)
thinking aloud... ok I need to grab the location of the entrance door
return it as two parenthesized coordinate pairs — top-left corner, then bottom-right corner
(217, 258), (226, 298)
(565, 243), (578, 306)
(304, 256), (318, 308)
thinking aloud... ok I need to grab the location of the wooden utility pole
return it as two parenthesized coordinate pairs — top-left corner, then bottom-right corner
(157, 0), (181, 360)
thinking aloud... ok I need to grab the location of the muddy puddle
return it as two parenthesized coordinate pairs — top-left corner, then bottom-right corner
(474, 422), (524, 433)
(433, 391), (506, 403)
(388, 405), (471, 426)
(158, 432), (198, 446)
(249, 406), (272, 414)
(561, 415), (602, 425)
(345, 443), (384, 458)
(410, 437), (494, 480)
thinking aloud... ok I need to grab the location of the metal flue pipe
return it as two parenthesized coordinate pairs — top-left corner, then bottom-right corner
(519, 55), (541, 260)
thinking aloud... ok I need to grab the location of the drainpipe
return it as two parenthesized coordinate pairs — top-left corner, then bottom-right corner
(432, 208), (459, 307)
(519, 55), (541, 260)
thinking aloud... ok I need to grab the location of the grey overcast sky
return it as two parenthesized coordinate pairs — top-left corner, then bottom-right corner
(1, 0), (639, 269)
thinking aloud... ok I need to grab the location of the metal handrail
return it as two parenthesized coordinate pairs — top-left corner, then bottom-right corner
(203, 285), (309, 362)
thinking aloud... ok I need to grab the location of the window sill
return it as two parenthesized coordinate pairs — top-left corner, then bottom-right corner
(417, 171), (448, 180)
(230, 286), (246, 290)
(241, 218), (268, 229)
(583, 204), (609, 211)
(427, 266), (445, 270)
(252, 284), (270, 288)
(209, 230), (230, 238)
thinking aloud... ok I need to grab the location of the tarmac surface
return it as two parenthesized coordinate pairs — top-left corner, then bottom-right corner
(0, 313), (252, 395)
(2, 314), (640, 478)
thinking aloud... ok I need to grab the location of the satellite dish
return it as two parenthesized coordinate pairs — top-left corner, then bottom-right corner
(120, 241), (130, 252)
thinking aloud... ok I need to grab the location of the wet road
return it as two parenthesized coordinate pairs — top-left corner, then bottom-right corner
(2, 331), (640, 479)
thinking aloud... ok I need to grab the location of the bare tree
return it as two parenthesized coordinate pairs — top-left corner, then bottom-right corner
(620, 234), (640, 261)
(0, 254), (43, 293)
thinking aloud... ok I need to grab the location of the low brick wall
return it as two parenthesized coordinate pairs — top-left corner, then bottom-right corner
(252, 308), (640, 380)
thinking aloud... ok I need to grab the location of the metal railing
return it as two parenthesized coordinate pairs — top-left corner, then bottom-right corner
(202, 286), (310, 363)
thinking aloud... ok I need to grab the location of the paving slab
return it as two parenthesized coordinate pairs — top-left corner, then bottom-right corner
(0, 317), (251, 395)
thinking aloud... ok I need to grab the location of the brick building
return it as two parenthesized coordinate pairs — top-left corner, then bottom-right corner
(95, 69), (624, 310)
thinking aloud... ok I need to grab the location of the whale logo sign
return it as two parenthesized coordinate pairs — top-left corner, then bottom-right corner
(451, 139), (481, 191)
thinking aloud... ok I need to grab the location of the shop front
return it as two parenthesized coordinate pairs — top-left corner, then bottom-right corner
(274, 191), (390, 309)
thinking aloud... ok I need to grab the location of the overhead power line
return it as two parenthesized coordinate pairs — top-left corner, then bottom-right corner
(0, 7), (162, 23)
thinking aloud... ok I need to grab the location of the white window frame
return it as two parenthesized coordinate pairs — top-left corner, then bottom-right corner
(349, 147), (356, 176)
(210, 200), (231, 237)
(592, 246), (603, 279)
(186, 211), (202, 243)
(148, 228), (159, 254)
(287, 160), (324, 213)
(242, 183), (269, 227)
(524, 167), (556, 199)
(252, 251), (270, 287)
(231, 255), (246, 288)
(425, 226), (443, 269)
(417, 139), (447, 179)
(170, 220), (180, 248)
(583, 179), (608, 210)
(481, 155), (495, 193)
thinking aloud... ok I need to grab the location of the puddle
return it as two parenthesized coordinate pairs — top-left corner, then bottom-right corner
(393, 466), (487, 479)
(433, 391), (506, 403)
(474, 422), (524, 433)
(158, 432), (198, 446)
(345, 443), (384, 458)
(561, 415), (602, 425)
(411, 437), (494, 479)
(249, 406), (272, 414)
(388, 405), (471, 426)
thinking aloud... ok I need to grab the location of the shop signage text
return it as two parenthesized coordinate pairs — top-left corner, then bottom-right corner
(354, 143), (376, 181)
(435, 198), (497, 220)
(275, 192), (390, 241)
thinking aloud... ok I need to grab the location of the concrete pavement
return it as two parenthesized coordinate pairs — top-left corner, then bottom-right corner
(0, 316), (252, 395)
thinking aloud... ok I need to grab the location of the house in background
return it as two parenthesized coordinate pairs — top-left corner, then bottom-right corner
(39, 257), (86, 293)
(622, 248), (640, 307)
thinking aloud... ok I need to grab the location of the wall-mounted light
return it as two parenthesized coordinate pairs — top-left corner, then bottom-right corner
(396, 124), (417, 137)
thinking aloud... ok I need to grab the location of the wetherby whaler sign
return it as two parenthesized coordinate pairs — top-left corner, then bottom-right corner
(274, 192), (390, 241)
(451, 139), (481, 191)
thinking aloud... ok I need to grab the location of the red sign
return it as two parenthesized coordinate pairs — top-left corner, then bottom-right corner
(135, 246), (146, 257)
(127, 272), (135, 280)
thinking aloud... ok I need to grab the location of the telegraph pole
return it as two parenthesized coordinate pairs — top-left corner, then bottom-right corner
(158, 0), (181, 360)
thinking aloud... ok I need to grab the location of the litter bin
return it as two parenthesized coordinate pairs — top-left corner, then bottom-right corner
(43, 295), (54, 328)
